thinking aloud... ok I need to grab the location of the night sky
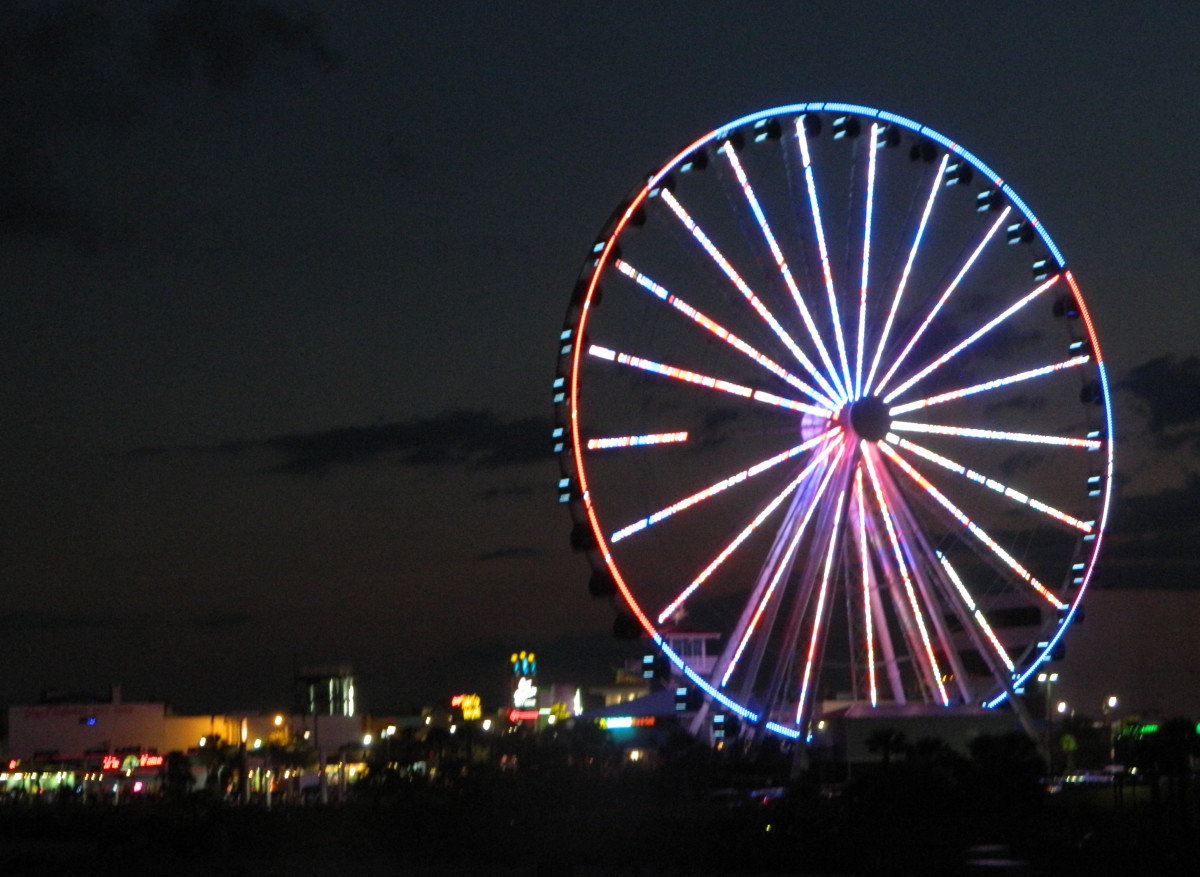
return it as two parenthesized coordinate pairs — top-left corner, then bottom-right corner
(2, 1), (1198, 716)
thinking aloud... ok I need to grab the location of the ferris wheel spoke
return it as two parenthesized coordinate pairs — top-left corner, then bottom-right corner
(609, 429), (838, 544)
(852, 468), (879, 707)
(586, 345), (834, 419)
(886, 434), (1095, 533)
(873, 206), (1012, 399)
(586, 431), (689, 451)
(656, 187), (845, 403)
(717, 439), (849, 689)
(613, 258), (839, 410)
(888, 355), (1092, 416)
(794, 116), (853, 396)
(861, 447), (951, 706)
(882, 274), (1061, 405)
(877, 439), (1068, 610)
(721, 144), (846, 404)
(864, 154), (948, 396)
(795, 483), (852, 725)
(657, 433), (843, 624)
(854, 124), (881, 399)
(936, 551), (1016, 674)
(889, 420), (1102, 451)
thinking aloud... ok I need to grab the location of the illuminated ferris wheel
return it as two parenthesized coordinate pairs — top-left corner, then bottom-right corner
(553, 103), (1114, 740)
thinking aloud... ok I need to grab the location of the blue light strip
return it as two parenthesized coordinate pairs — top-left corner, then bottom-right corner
(617, 100), (1090, 732)
(655, 636), (759, 722)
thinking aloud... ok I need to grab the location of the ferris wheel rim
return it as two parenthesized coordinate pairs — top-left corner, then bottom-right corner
(557, 102), (1115, 737)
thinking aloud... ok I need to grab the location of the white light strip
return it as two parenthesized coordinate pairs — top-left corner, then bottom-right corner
(657, 430), (840, 623)
(888, 435), (1094, 532)
(890, 421), (1101, 451)
(888, 356), (1091, 416)
(796, 480), (850, 724)
(615, 260), (839, 410)
(865, 155), (948, 396)
(796, 117), (852, 397)
(877, 441), (1067, 610)
(587, 432), (689, 451)
(874, 207), (1011, 398)
(855, 467), (878, 707)
(862, 447), (950, 706)
(883, 275), (1061, 404)
(722, 148), (846, 404)
(610, 430), (835, 543)
(721, 438), (849, 687)
(659, 188), (843, 403)
(936, 551), (1015, 673)
(856, 124), (879, 399)
(588, 345), (833, 418)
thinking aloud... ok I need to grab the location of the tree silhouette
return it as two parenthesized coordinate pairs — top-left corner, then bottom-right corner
(865, 727), (907, 767)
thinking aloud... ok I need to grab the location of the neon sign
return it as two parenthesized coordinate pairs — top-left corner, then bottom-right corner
(100, 753), (164, 771)
(600, 716), (656, 730)
(512, 677), (537, 709)
(450, 693), (482, 721)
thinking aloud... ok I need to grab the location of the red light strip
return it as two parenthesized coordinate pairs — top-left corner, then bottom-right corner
(722, 146), (845, 403)
(865, 154), (948, 395)
(854, 467), (878, 706)
(883, 275), (1060, 404)
(936, 551), (1015, 673)
(657, 431), (842, 623)
(874, 207), (1011, 399)
(659, 188), (841, 402)
(861, 447), (950, 705)
(587, 432), (689, 451)
(611, 429), (835, 543)
(720, 438), (849, 687)
(890, 420), (1101, 450)
(587, 345), (832, 419)
(888, 355), (1091, 416)
(796, 478), (851, 724)
(888, 435), (1093, 532)
(877, 441), (1067, 610)
(614, 260), (838, 411)
(796, 117), (852, 396)
(855, 125), (880, 398)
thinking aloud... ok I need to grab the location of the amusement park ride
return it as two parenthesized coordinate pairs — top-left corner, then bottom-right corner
(553, 103), (1114, 746)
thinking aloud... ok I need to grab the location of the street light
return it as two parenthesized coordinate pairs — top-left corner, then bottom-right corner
(1037, 672), (1060, 768)
(1103, 695), (1119, 762)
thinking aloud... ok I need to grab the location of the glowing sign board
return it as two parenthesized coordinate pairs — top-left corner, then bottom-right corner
(450, 693), (482, 721)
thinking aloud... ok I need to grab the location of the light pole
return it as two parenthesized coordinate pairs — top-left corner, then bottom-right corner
(1037, 672), (1059, 770)
(1102, 695), (1119, 762)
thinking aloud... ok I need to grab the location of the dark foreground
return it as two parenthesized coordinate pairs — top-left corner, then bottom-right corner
(3, 779), (1199, 876)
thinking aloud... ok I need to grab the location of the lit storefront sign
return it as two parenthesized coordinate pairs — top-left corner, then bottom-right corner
(512, 677), (537, 709)
(450, 693), (482, 721)
(100, 753), (164, 771)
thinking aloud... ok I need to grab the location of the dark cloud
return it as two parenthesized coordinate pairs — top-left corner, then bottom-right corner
(187, 609), (257, 630)
(0, 610), (116, 633)
(200, 409), (552, 475)
(149, 0), (337, 90)
(474, 546), (541, 562)
(477, 485), (537, 500)
(1120, 354), (1200, 453)
(1100, 475), (1200, 589)
(0, 0), (334, 245)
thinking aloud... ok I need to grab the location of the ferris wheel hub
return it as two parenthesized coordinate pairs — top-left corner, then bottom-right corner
(846, 395), (890, 442)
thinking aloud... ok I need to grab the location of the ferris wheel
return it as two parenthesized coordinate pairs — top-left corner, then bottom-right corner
(553, 103), (1114, 741)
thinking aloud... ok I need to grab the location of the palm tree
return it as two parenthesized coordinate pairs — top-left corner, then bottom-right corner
(865, 727), (907, 768)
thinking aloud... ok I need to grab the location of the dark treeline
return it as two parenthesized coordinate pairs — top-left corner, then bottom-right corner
(2, 721), (1199, 874)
